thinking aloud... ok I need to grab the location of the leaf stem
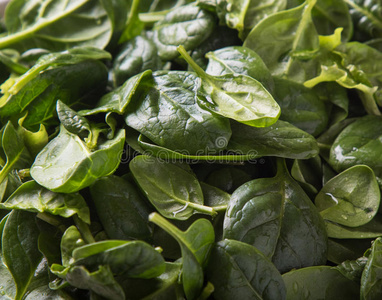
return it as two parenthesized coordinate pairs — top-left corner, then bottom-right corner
(73, 214), (95, 244)
(149, 212), (183, 241)
(177, 45), (207, 77)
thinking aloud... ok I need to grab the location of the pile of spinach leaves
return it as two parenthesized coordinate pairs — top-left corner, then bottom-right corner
(0, 0), (382, 299)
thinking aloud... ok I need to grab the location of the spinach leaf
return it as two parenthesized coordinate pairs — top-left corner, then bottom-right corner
(329, 115), (382, 178)
(112, 36), (161, 87)
(60, 226), (85, 268)
(325, 213), (382, 239)
(81, 69), (152, 116)
(215, 0), (287, 40)
(178, 45), (281, 127)
(72, 240), (166, 278)
(228, 120), (319, 159)
(30, 125), (125, 193)
(0, 121), (31, 185)
(206, 239), (286, 300)
(125, 70), (232, 155)
(0, 0), (117, 51)
(2, 210), (42, 300)
(244, 0), (319, 79)
(205, 46), (275, 93)
(223, 158), (327, 273)
(315, 165), (380, 227)
(0, 60), (108, 129)
(153, 3), (216, 60)
(149, 212), (215, 300)
(273, 77), (329, 136)
(1, 47), (110, 96)
(66, 265), (125, 300)
(283, 266), (360, 299)
(361, 237), (382, 299)
(129, 155), (216, 220)
(0, 181), (91, 224)
(90, 175), (153, 241)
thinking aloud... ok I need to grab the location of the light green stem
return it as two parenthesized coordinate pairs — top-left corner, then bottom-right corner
(73, 215), (95, 244)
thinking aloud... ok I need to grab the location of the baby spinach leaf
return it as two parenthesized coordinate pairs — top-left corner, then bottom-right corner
(223, 158), (327, 273)
(66, 265), (125, 300)
(90, 175), (153, 241)
(112, 36), (161, 87)
(0, 121), (31, 186)
(244, 0), (319, 78)
(30, 126), (125, 193)
(152, 3), (216, 60)
(337, 256), (368, 282)
(0, 60), (108, 129)
(283, 266), (360, 299)
(329, 115), (382, 178)
(228, 120), (319, 159)
(81, 69), (152, 116)
(125, 70), (232, 155)
(0, 181), (90, 224)
(117, 0), (144, 44)
(216, 0), (287, 40)
(273, 77), (329, 136)
(60, 226), (85, 268)
(315, 165), (380, 227)
(178, 45), (281, 127)
(292, 0), (352, 41)
(206, 239), (286, 300)
(205, 46), (275, 93)
(325, 213), (382, 238)
(361, 237), (382, 299)
(1, 47), (111, 96)
(129, 155), (216, 220)
(72, 240), (166, 278)
(149, 212), (215, 300)
(2, 210), (42, 300)
(56, 100), (92, 139)
(0, 0), (114, 51)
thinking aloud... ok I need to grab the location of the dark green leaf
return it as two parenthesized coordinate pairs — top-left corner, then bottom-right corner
(228, 120), (319, 160)
(153, 3), (216, 60)
(361, 237), (382, 299)
(283, 266), (360, 299)
(223, 158), (327, 273)
(73, 240), (166, 278)
(206, 239), (286, 300)
(125, 70), (232, 155)
(0, 0), (114, 51)
(315, 165), (380, 227)
(130, 155), (216, 220)
(2, 210), (42, 300)
(149, 212), (215, 300)
(90, 175), (153, 241)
